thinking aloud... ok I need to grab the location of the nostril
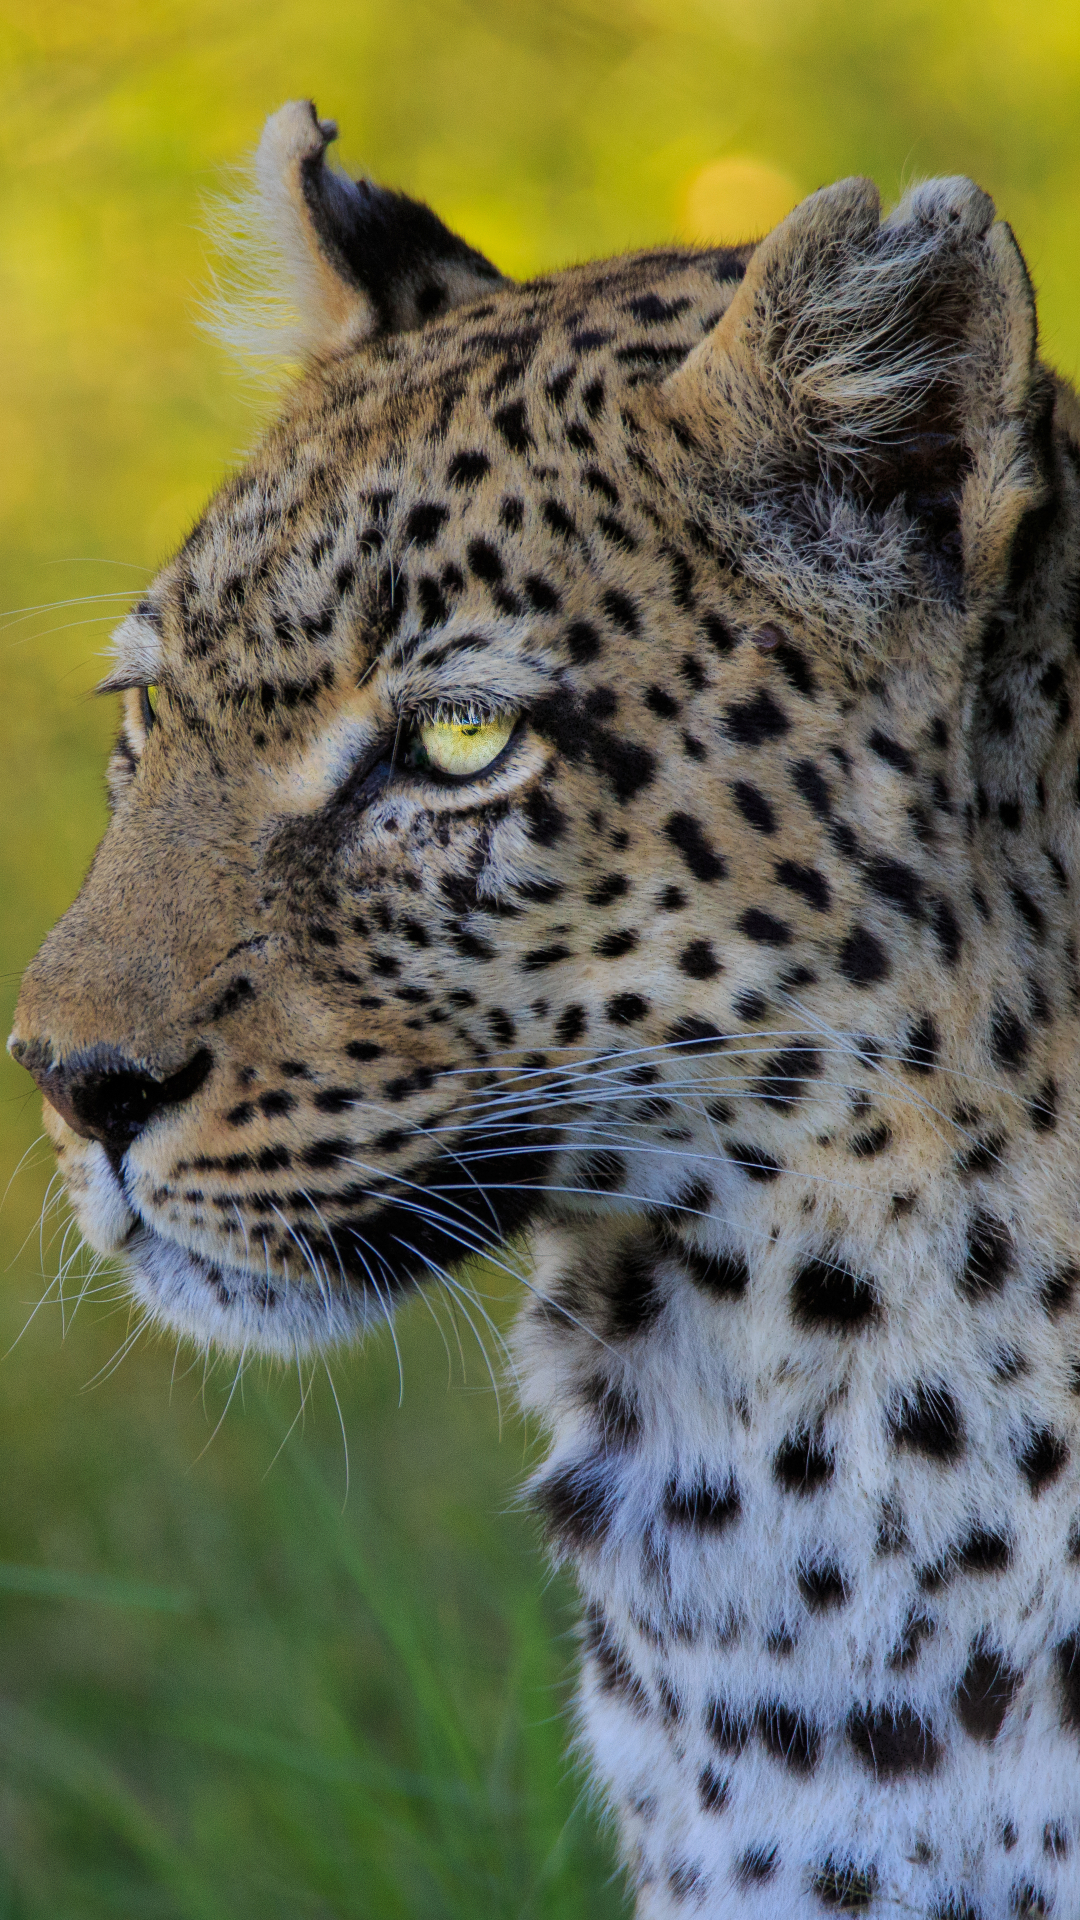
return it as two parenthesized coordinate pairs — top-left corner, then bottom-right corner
(28, 1046), (213, 1156)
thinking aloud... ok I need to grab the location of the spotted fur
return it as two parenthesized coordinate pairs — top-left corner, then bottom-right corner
(12, 99), (1080, 1918)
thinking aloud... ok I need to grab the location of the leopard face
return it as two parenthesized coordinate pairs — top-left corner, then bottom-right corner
(9, 104), (1076, 1390)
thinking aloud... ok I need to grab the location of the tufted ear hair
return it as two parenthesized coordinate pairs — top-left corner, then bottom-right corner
(662, 175), (1046, 657)
(247, 99), (508, 359)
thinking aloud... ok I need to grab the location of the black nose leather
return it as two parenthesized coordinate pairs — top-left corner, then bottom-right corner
(21, 1045), (213, 1155)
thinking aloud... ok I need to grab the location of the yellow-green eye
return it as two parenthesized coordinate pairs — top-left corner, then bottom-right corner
(140, 684), (159, 731)
(408, 705), (518, 778)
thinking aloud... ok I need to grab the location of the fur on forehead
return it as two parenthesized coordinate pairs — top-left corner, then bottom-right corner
(210, 99), (507, 366)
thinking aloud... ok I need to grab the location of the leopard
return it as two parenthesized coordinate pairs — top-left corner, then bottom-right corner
(11, 96), (1080, 1918)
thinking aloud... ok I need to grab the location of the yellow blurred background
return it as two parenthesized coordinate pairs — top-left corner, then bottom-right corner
(1, 2), (1079, 1911)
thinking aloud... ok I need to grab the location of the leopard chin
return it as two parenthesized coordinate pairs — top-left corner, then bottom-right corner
(125, 1225), (377, 1359)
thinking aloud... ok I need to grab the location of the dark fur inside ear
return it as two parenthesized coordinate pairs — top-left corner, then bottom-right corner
(253, 100), (507, 356)
(297, 144), (504, 333)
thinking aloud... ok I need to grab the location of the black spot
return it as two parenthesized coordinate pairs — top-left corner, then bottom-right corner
(848, 1704), (940, 1776)
(594, 928), (637, 959)
(775, 860), (831, 912)
(736, 1845), (778, 1887)
(757, 1701), (822, 1773)
(727, 1141), (782, 1181)
(607, 1239), (664, 1338)
(665, 812), (727, 882)
(773, 641), (817, 699)
(555, 1004), (587, 1046)
(447, 449), (489, 488)
(577, 1151), (625, 1192)
(680, 1245), (749, 1300)
(704, 1698), (751, 1753)
(1041, 1263), (1078, 1318)
(258, 1088), (295, 1118)
(493, 400), (532, 453)
(998, 798), (1022, 830)
(698, 1764), (729, 1814)
(645, 684), (679, 719)
(522, 787), (567, 845)
(888, 1605), (935, 1671)
(755, 1044), (820, 1111)
(467, 535), (504, 583)
(587, 1375), (639, 1449)
(891, 1384), (965, 1461)
(922, 1528), (1012, 1592)
(1044, 1823), (1069, 1862)
(664, 1477), (740, 1533)
(587, 872), (630, 907)
(730, 781), (777, 833)
(851, 1121), (891, 1158)
(584, 1604), (649, 1713)
(1030, 1078), (1057, 1133)
(864, 854), (923, 921)
(534, 1460), (612, 1549)
(930, 894), (963, 966)
(955, 1642), (1023, 1742)
(583, 466), (618, 503)
(961, 1213), (1014, 1298)
(798, 1561), (849, 1611)
(990, 1007), (1029, 1070)
(738, 908), (791, 946)
(607, 992), (649, 1025)
(592, 732), (656, 802)
(1010, 881), (1046, 941)
(678, 938), (720, 980)
(724, 689), (790, 747)
(1016, 1426), (1069, 1495)
(521, 942), (572, 973)
(582, 377), (605, 417)
(1056, 1630), (1080, 1736)
(956, 1133), (1006, 1178)
(903, 1013), (939, 1074)
(602, 588), (639, 634)
(700, 611), (737, 655)
(960, 1529), (1012, 1575)
(524, 573), (559, 613)
(839, 927), (891, 986)
(775, 1428), (833, 1494)
(791, 758), (832, 818)
(566, 619), (601, 664)
(867, 729), (915, 775)
(668, 1861), (704, 1902)
(405, 501), (448, 545)
(792, 1257), (878, 1331)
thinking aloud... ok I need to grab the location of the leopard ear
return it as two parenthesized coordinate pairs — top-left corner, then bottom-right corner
(662, 175), (1045, 657)
(243, 99), (507, 359)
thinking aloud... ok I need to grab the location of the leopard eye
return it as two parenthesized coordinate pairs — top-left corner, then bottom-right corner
(407, 705), (518, 778)
(141, 685), (159, 731)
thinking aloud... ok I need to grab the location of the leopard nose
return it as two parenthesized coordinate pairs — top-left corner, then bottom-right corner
(9, 1041), (213, 1156)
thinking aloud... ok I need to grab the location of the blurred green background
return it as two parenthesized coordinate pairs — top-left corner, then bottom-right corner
(2, 1), (1080, 1912)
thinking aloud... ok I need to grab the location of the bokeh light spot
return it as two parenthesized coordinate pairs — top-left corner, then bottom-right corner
(679, 156), (801, 244)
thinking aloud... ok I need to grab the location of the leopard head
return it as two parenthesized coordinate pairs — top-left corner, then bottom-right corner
(11, 100), (1072, 1359)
